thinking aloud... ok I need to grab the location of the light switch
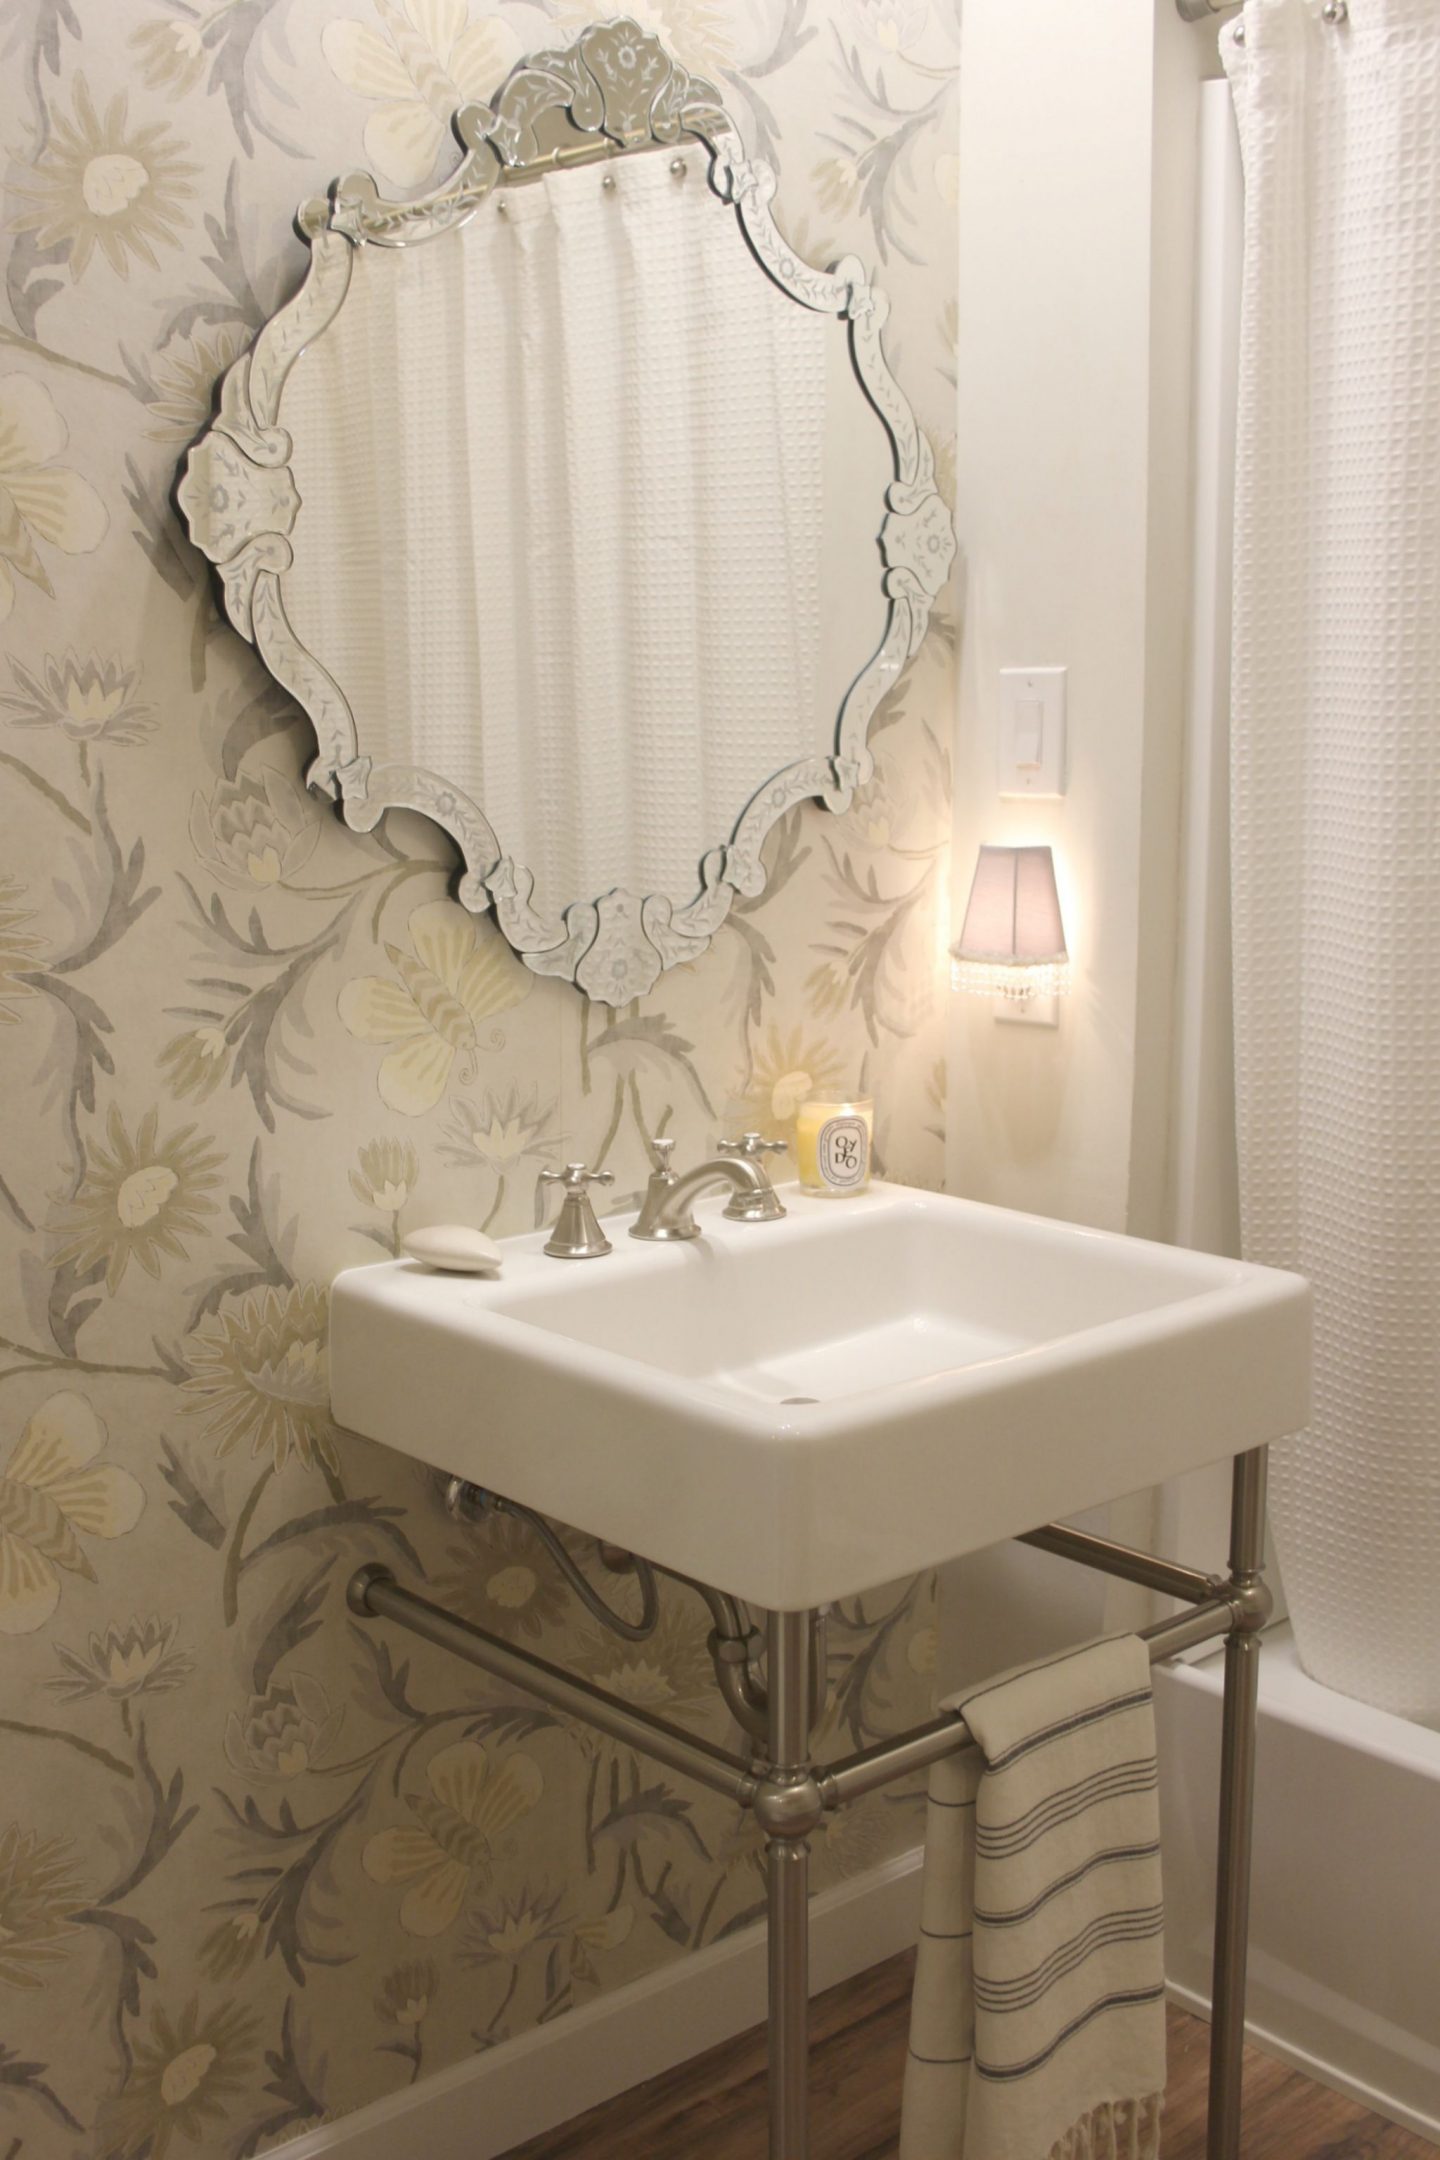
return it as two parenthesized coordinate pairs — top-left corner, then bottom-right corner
(998, 667), (1066, 797)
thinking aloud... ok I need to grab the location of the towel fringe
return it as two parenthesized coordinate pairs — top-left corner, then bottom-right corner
(1046, 2092), (1164, 2160)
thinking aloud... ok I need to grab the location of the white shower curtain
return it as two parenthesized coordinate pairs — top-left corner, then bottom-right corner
(1225, 0), (1440, 1725)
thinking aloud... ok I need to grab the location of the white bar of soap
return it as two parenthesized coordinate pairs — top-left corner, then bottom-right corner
(402, 1224), (503, 1276)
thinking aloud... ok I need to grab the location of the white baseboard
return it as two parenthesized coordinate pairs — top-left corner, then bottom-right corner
(275, 1846), (924, 2160)
(1165, 1980), (1440, 2147)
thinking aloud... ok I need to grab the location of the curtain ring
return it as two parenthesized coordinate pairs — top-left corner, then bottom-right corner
(1322, 0), (1347, 20)
(601, 170), (617, 192)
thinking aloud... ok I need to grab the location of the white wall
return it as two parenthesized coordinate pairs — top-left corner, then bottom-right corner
(946, 0), (1219, 1241)
(941, 0), (1227, 1685)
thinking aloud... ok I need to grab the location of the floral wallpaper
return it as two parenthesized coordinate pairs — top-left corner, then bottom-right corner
(0, 2), (958, 2154)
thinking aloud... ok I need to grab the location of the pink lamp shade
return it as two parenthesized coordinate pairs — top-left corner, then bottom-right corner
(951, 844), (1070, 998)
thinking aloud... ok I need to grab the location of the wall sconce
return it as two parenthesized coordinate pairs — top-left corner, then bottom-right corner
(951, 844), (1070, 1025)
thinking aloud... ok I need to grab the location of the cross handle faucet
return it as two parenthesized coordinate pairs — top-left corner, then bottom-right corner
(538, 1162), (614, 1260)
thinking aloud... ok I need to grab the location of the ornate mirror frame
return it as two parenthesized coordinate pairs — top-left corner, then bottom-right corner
(178, 18), (956, 1005)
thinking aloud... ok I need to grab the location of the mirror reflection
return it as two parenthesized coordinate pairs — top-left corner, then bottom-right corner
(179, 23), (954, 1001)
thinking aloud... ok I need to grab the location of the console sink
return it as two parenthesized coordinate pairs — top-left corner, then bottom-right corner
(329, 1182), (1309, 1610)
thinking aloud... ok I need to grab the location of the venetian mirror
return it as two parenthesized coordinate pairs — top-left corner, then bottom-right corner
(179, 19), (955, 1004)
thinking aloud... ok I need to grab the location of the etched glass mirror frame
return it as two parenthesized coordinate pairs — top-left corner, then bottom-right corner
(178, 18), (955, 1005)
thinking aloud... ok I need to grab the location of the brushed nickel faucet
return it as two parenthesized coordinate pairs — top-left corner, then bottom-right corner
(538, 1162), (614, 1258)
(630, 1135), (787, 1243)
(717, 1131), (789, 1220)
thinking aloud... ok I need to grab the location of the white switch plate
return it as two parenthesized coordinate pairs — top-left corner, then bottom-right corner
(999, 667), (1066, 797)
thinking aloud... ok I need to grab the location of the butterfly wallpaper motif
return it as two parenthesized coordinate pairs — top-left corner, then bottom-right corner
(0, 2), (959, 2152)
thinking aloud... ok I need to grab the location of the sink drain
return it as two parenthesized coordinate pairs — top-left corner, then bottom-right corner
(780, 1395), (819, 1406)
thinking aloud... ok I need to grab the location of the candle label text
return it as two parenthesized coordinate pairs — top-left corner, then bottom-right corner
(817, 1115), (870, 1191)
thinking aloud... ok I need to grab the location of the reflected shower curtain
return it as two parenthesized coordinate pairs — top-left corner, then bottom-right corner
(1225, 0), (1440, 1724)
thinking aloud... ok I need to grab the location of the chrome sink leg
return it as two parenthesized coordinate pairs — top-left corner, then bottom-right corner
(1207, 1445), (1270, 2160)
(758, 1609), (819, 2160)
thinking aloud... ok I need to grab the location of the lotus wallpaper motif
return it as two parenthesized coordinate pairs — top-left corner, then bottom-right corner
(0, 2), (958, 2152)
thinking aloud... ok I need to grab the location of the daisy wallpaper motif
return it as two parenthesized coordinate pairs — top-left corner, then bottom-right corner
(0, 2), (959, 2152)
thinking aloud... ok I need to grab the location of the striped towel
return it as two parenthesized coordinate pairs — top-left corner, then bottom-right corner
(900, 1636), (1165, 2160)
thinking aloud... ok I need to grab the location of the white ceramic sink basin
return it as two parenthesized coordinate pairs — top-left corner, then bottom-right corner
(329, 1182), (1309, 1610)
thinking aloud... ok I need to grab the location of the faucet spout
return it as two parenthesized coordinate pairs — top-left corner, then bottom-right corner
(630, 1154), (783, 1242)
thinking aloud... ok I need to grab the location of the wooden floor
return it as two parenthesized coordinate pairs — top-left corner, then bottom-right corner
(510, 1950), (1438, 2160)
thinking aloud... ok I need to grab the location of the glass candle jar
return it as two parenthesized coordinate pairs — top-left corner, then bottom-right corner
(795, 1097), (873, 1196)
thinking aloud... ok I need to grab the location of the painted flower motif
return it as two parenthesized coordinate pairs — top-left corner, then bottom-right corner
(350, 1137), (419, 1214)
(0, 1824), (86, 1990)
(856, 0), (933, 54)
(440, 1088), (557, 1176)
(716, 1805), (767, 1881)
(128, 18), (207, 96)
(0, 876), (45, 1026)
(339, 899), (531, 1117)
(0, 374), (108, 619)
(48, 1614), (193, 1701)
(322, 1), (522, 188)
(907, 1625), (937, 1678)
(376, 1957), (438, 2025)
(225, 1673), (343, 1780)
(813, 155), (860, 215)
(362, 1738), (544, 1938)
(462, 1894), (635, 1987)
(198, 1909), (263, 1982)
(139, 324), (249, 444)
(189, 769), (321, 890)
(183, 1283), (338, 1474)
(158, 1026), (229, 1105)
(11, 76), (199, 279)
(570, 1608), (713, 1741)
(53, 1106), (224, 1295)
(847, 767), (910, 851)
(0, 1392), (145, 1636)
(461, 1888), (563, 1969)
(567, 1899), (635, 1986)
(431, 1515), (570, 1642)
(733, 1026), (849, 1145)
(99, 1998), (259, 2160)
(815, 1793), (892, 1882)
(2, 652), (152, 745)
